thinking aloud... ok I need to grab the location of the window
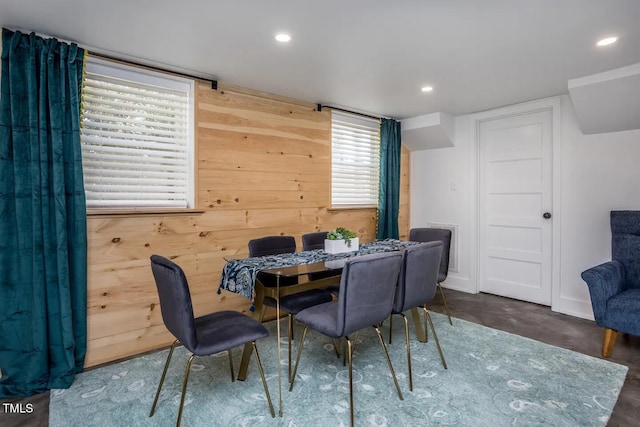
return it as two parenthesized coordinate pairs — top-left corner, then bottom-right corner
(81, 57), (195, 209)
(331, 111), (380, 206)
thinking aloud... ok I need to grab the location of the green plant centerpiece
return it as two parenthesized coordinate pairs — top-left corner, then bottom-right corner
(327, 227), (357, 247)
(325, 227), (359, 253)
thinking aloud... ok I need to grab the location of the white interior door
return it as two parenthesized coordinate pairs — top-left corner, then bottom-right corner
(478, 110), (553, 305)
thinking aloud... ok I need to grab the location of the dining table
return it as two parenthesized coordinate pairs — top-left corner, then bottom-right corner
(217, 238), (428, 416)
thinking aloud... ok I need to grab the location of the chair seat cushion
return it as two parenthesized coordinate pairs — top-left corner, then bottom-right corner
(295, 301), (341, 338)
(192, 310), (268, 356)
(263, 289), (333, 314)
(604, 288), (640, 336)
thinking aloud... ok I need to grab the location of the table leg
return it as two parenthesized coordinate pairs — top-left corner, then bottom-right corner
(237, 284), (267, 381)
(411, 307), (427, 342)
(275, 275), (283, 417)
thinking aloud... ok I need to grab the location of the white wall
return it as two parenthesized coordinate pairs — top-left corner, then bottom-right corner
(410, 115), (475, 294)
(410, 94), (640, 319)
(559, 94), (640, 317)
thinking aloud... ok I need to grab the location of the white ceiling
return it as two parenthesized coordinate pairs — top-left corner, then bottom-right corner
(1, 0), (640, 120)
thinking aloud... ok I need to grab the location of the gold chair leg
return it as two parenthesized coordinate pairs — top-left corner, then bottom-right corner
(352, 331), (360, 355)
(343, 338), (347, 367)
(149, 339), (179, 417)
(374, 326), (403, 401)
(424, 306), (447, 369)
(347, 337), (354, 427)
(438, 283), (453, 325)
(342, 331), (358, 366)
(290, 314), (295, 341)
(252, 342), (276, 417)
(238, 289), (267, 382)
(333, 338), (342, 359)
(227, 349), (235, 382)
(289, 326), (308, 391)
(389, 314), (394, 344)
(423, 307), (429, 342)
(176, 354), (195, 427)
(401, 314), (413, 391)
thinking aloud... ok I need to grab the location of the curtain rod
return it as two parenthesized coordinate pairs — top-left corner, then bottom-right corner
(88, 51), (218, 90)
(317, 104), (385, 121)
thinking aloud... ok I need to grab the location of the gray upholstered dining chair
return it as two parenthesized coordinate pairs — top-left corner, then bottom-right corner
(302, 231), (341, 294)
(149, 255), (274, 427)
(249, 236), (299, 288)
(389, 242), (447, 391)
(581, 210), (640, 357)
(289, 252), (404, 427)
(301, 231), (328, 251)
(409, 228), (453, 324)
(249, 235), (333, 381)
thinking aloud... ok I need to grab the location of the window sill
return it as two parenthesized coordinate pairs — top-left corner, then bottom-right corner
(327, 205), (378, 212)
(87, 208), (205, 218)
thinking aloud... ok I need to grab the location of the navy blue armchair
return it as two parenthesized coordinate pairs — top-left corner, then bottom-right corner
(581, 211), (640, 357)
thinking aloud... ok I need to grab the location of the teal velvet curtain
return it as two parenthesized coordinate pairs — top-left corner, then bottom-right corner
(0, 29), (87, 397)
(377, 118), (402, 240)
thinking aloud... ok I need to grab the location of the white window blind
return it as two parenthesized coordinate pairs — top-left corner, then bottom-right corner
(331, 111), (380, 206)
(81, 57), (194, 209)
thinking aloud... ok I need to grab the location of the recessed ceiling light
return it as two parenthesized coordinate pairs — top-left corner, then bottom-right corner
(275, 33), (291, 43)
(421, 86), (434, 92)
(596, 36), (618, 47)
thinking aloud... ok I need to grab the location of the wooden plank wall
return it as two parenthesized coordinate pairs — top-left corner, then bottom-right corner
(84, 82), (410, 367)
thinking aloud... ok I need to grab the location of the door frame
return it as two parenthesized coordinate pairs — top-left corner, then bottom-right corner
(468, 97), (562, 310)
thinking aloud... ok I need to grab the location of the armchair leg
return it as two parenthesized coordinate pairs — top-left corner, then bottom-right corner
(602, 328), (618, 358)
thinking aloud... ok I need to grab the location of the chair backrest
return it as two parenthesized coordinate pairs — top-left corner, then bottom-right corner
(150, 255), (197, 351)
(302, 231), (337, 281)
(409, 228), (451, 283)
(393, 242), (443, 313)
(249, 235), (296, 257)
(611, 211), (640, 289)
(249, 236), (298, 287)
(336, 252), (403, 336)
(302, 231), (328, 251)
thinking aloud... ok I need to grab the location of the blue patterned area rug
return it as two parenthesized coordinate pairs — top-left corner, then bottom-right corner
(50, 313), (627, 426)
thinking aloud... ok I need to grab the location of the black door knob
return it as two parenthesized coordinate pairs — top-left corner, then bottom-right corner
(543, 212), (552, 219)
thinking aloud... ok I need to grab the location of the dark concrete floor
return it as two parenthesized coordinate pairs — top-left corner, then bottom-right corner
(0, 391), (49, 427)
(2, 289), (637, 426)
(429, 289), (640, 427)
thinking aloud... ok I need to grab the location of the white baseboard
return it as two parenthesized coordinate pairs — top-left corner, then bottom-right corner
(440, 275), (475, 294)
(552, 296), (595, 321)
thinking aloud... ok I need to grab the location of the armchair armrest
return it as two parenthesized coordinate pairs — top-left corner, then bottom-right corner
(581, 260), (626, 324)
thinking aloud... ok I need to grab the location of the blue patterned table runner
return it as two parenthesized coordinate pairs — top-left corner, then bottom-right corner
(217, 239), (420, 302)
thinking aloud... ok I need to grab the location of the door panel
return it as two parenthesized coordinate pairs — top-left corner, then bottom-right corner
(479, 110), (553, 305)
